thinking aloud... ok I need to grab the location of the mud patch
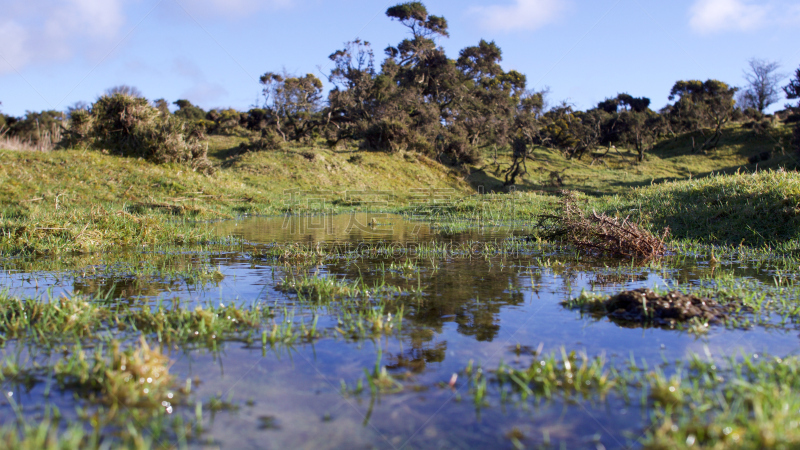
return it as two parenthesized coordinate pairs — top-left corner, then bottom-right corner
(563, 288), (746, 328)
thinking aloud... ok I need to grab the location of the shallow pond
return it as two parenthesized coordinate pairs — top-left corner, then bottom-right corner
(1, 214), (799, 448)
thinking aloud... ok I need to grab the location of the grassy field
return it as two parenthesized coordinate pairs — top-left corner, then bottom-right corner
(468, 123), (795, 195)
(0, 123), (797, 255)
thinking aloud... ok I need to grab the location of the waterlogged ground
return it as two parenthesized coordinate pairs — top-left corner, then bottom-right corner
(2, 214), (800, 448)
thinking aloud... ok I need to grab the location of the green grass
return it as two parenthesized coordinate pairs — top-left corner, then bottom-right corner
(2, 124), (799, 253)
(0, 140), (468, 255)
(467, 123), (795, 196)
(464, 349), (800, 449)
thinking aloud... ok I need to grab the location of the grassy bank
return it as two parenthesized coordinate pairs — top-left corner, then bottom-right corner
(0, 141), (468, 254)
(1, 123), (798, 254)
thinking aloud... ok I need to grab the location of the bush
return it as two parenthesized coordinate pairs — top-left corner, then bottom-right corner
(236, 130), (283, 153)
(444, 135), (479, 165)
(59, 110), (94, 149)
(363, 119), (409, 152)
(86, 94), (214, 173)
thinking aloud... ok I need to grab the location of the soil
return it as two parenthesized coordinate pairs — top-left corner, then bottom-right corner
(585, 288), (742, 327)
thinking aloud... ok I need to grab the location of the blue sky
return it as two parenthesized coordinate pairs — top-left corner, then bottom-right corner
(1, 0), (799, 117)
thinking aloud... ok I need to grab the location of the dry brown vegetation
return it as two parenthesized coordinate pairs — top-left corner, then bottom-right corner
(538, 191), (669, 260)
(0, 124), (61, 152)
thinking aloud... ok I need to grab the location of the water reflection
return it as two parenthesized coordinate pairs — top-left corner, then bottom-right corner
(216, 213), (526, 244)
(1, 215), (799, 448)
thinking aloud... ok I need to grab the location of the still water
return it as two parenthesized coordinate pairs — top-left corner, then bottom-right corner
(0, 214), (797, 448)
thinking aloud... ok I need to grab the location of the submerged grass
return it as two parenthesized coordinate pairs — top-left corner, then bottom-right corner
(0, 292), (276, 347)
(478, 349), (800, 448)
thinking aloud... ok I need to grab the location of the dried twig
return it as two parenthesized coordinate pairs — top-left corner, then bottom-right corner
(537, 191), (669, 260)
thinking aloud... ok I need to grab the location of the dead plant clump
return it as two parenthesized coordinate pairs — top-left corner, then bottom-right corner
(538, 191), (669, 259)
(563, 288), (745, 328)
(72, 94), (214, 174)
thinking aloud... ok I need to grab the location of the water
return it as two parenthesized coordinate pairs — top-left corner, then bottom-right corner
(1, 214), (798, 448)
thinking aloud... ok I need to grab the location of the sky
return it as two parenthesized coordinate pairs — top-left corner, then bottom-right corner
(1, 0), (799, 117)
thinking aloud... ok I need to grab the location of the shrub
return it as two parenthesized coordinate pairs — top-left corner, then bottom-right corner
(58, 109), (94, 149)
(86, 94), (214, 173)
(363, 119), (409, 152)
(235, 130), (283, 153)
(444, 135), (479, 165)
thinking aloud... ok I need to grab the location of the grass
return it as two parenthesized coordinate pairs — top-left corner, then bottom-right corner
(410, 168), (800, 247)
(466, 123), (795, 196)
(0, 292), (276, 347)
(457, 349), (800, 448)
(0, 140), (467, 255)
(1, 123), (797, 255)
(0, 261), (425, 447)
(0, 338), (189, 449)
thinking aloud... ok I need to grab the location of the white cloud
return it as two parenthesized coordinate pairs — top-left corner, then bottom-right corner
(688, 0), (769, 33)
(0, 0), (126, 74)
(471, 0), (568, 32)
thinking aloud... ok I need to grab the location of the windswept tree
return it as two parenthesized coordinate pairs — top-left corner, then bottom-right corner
(739, 58), (784, 113)
(384, 1), (452, 104)
(385, 1), (449, 41)
(260, 72), (324, 142)
(668, 79), (738, 152)
(454, 40), (527, 149)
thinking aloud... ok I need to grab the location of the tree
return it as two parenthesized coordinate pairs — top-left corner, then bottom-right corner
(259, 72), (324, 142)
(668, 79), (738, 152)
(785, 64), (800, 107)
(785, 65), (800, 153)
(385, 2), (448, 39)
(104, 85), (143, 98)
(326, 39), (378, 144)
(740, 58), (784, 113)
(173, 100), (206, 121)
(454, 40), (527, 148)
(617, 110), (660, 162)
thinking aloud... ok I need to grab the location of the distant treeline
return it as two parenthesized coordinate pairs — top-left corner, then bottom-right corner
(2, 2), (799, 184)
